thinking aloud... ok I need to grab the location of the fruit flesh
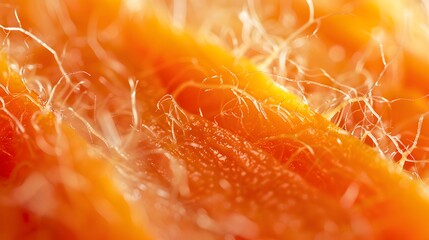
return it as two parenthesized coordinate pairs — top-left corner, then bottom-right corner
(123, 11), (429, 239)
(0, 37), (360, 239)
(153, 0), (429, 176)
(1, 0), (429, 239)
(0, 56), (150, 239)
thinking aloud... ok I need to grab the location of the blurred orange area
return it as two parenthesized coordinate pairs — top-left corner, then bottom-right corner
(2, 0), (429, 239)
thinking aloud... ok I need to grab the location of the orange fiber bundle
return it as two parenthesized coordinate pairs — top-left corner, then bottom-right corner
(1, 0), (429, 239)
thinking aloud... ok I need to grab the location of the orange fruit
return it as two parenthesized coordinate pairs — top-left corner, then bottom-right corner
(1, 0), (429, 239)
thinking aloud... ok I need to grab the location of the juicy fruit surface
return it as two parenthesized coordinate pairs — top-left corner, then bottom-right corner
(1, 0), (429, 239)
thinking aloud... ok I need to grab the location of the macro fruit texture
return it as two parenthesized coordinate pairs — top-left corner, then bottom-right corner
(1, 0), (429, 239)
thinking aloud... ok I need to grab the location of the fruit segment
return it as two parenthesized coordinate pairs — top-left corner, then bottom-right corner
(275, 0), (429, 177)
(0, 56), (150, 239)
(1, 0), (429, 240)
(152, 0), (429, 177)
(0, 35), (360, 239)
(122, 4), (429, 239)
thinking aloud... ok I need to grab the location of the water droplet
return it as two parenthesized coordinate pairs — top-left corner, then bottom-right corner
(219, 179), (231, 191)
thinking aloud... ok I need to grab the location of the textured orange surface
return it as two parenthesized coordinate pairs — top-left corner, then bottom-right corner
(1, 0), (429, 239)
